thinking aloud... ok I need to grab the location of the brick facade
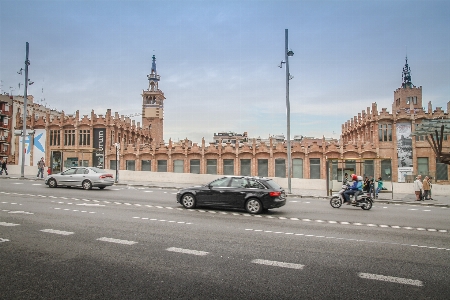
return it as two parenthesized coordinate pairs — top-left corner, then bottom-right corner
(11, 57), (450, 183)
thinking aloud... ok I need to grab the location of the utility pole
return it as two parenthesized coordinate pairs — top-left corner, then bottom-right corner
(21, 42), (30, 178)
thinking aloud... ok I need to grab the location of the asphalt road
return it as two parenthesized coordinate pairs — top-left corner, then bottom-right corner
(1, 179), (449, 299)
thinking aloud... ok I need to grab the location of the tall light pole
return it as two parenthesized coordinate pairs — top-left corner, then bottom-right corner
(281, 29), (294, 193)
(21, 42), (30, 178)
(114, 142), (120, 183)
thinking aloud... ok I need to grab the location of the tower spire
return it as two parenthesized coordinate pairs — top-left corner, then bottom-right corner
(401, 56), (413, 88)
(147, 55), (160, 91)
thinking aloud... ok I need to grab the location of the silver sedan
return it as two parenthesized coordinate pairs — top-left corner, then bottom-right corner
(45, 167), (115, 190)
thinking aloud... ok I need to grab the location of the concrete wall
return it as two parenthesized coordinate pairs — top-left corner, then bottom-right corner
(5, 165), (450, 196)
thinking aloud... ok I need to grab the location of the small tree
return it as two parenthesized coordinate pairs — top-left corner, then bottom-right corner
(413, 120), (450, 165)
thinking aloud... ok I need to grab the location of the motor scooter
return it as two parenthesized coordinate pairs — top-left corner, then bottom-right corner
(330, 185), (373, 210)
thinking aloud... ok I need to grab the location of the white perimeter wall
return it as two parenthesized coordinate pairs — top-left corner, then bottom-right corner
(5, 165), (450, 196)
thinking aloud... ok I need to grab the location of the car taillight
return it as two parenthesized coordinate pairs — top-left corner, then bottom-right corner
(99, 174), (113, 179)
(269, 191), (281, 197)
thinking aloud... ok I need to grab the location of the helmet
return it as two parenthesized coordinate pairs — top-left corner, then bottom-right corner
(357, 176), (363, 181)
(351, 174), (357, 181)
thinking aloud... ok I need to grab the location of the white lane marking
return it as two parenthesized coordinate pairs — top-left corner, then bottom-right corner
(166, 247), (209, 256)
(12, 183), (23, 185)
(358, 272), (423, 287)
(246, 229), (450, 251)
(76, 203), (105, 207)
(40, 229), (74, 235)
(134, 216), (192, 224)
(252, 259), (305, 270)
(144, 191), (153, 193)
(0, 238), (10, 243)
(96, 237), (137, 245)
(32, 184), (42, 186)
(8, 211), (34, 215)
(0, 222), (20, 226)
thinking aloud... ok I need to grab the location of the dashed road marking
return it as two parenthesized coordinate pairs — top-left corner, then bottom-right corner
(54, 208), (96, 214)
(185, 208), (448, 233)
(252, 259), (305, 270)
(166, 247), (208, 256)
(96, 237), (137, 245)
(8, 211), (34, 215)
(245, 228), (450, 251)
(0, 221), (20, 226)
(0, 238), (10, 243)
(40, 229), (74, 235)
(358, 272), (423, 287)
(132, 216), (192, 224)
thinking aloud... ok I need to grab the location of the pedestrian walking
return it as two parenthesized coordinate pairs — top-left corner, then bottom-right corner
(413, 175), (423, 201)
(37, 157), (46, 179)
(422, 176), (431, 200)
(0, 158), (7, 175)
(427, 177), (434, 200)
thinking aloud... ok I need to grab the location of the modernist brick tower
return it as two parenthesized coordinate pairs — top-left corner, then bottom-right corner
(142, 55), (165, 144)
(392, 56), (422, 113)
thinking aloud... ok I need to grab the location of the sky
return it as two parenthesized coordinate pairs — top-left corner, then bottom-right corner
(1, 0), (449, 144)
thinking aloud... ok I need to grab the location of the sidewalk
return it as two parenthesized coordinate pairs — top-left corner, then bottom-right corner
(2, 174), (448, 208)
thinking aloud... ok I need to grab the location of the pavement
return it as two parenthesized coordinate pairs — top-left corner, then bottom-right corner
(1, 173), (449, 208)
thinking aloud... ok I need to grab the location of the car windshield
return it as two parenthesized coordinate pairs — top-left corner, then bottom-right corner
(264, 179), (283, 190)
(89, 167), (106, 173)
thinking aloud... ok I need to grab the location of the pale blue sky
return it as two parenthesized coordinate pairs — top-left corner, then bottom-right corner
(1, 0), (449, 143)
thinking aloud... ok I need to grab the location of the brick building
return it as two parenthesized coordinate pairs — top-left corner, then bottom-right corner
(341, 57), (449, 182)
(0, 94), (13, 160)
(12, 56), (449, 183)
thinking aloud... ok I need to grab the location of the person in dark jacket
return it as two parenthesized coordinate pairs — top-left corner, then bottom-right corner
(0, 158), (8, 175)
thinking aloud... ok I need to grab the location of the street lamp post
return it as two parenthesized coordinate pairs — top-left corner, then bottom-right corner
(283, 29), (294, 193)
(21, 42), (30, 178)
(114, 143), (120, 183)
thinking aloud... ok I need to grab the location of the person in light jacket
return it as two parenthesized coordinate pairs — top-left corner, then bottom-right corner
(413, 175), (423, 201)
(422, 176), (431, 200)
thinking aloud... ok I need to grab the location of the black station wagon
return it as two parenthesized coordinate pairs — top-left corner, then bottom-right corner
(176, 176), (286, 214)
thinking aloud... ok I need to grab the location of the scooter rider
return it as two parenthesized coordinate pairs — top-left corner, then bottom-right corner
(343, 174), (363, 205)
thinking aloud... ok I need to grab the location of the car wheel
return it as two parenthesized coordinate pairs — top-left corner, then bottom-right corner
(99, 186), (106, 190)
(181, 193), (196, 209)
(245, 198), (263, 214)
(48, 178), (57, 188)
(82, 180), (93, 190)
